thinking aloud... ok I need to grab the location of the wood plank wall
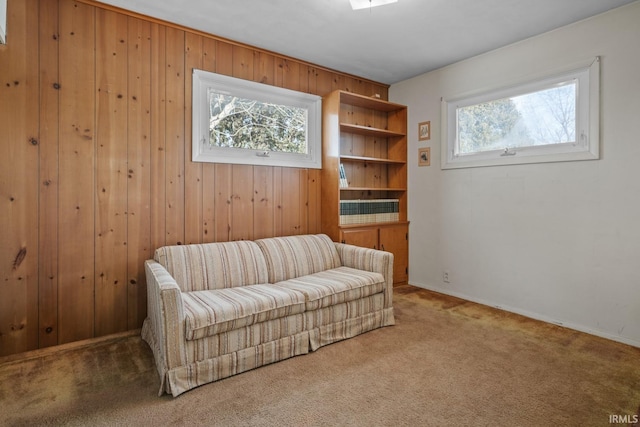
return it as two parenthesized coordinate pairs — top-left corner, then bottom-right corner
(0, 0), (389, 357)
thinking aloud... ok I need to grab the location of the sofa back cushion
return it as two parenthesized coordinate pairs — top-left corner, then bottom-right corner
(256, 234), (342, 283)
(154, 241), (269, 292)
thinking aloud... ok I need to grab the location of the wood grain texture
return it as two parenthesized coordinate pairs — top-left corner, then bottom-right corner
(95, 8), (129, 336)
(164, 27), (186, 246)
(253, 166), (275, 239)
(1, 0), (390, 356)
(0, 0), (40, 356)
(149, 23), (167, 252)
(214, 164), (233, 242)
(184, 32), (203, 245)
(38, 0), (61, 349)
(126, 16), (152, 328)
(57, 0), (96, 344)
(230, 165), (254, 241)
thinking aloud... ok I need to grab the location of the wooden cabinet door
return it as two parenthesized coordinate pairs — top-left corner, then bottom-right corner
(379, 224), (408, 284)
(340, 228), (379, 250)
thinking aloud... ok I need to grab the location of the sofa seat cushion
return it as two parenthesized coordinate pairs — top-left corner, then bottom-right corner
(273, 266), (385, 311)
(182, 285), (307, 340)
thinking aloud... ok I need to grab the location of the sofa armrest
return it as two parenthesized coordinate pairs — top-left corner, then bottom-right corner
(334, 243), (394, 308)
(144, 260), (187, 372)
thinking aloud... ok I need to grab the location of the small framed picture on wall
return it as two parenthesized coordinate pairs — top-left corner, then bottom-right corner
(418, 121), (431, 141)
(418, 147), (431, 166)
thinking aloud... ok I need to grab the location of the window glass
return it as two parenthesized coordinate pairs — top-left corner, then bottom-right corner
(441, 58), (599, 169)
(457, 81), (576, 155)
(208, 91), (307, 154)
(192, 69), (322, 169)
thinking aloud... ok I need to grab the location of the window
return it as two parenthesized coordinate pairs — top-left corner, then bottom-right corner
(441, 58), (599, 169)
(192, 69), (322, 168)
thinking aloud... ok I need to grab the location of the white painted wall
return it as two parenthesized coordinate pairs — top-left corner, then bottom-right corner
(390, 1), (640, 347)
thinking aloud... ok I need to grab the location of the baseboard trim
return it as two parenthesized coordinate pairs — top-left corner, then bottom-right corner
(0, 329), (141, 366)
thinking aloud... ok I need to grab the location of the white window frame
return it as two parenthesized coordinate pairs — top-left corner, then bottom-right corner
(192, 69), (322, 169)
(441, 57), (600, 169)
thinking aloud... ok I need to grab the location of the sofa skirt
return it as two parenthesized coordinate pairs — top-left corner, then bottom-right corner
(308, 307), (395, 351)
(142, 303), (394, 396)
(166, 332), (309, 397)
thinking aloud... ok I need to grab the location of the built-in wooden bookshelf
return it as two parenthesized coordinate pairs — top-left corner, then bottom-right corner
(321, 90), (409, 284)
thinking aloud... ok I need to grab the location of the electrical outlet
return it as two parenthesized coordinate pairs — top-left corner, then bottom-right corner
(443, 271), (450, 283)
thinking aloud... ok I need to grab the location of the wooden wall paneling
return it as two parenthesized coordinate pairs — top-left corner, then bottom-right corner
(201, 165), (216, 243)
(200, 38), (217, 243)
(307, 169), (322, 234)
(202, 37), (217, 72)
(280, 168), (303, 236)
(149, 23), (167, 251)
(1, 0), (392, 356)
(351, 77), (372, 94)
(377, 85), (389, 101)
(333, 74), (347, 93)
(299, 169), (309, 235)
(230, 165), (255, 241)
(358, 79), (378, 99)
(352, 77), (371, 95)
(299, 64), (310, 94)
(306, 67), (317, 96)
(311, 68), (334, 97)
(351, 78), (365, 96)
(126, 16), (152, 329)
(0, 0), (40, 356)
(184, 32), (203, 245)
(254, 51), (274, 85)
(273, 167), (284, 237)
(275, 58), (301, 91)
(210, 41), (236, 244)
(57, 0), (96, 344)
(38, 0), (60, 348)
(164, 27), (185, 246)
(232, 45), (254, 81)
(215, 41), (233, 76)
(214, 164), (232, 242)
(95, 8), (129, 336)
(253, 166), (275, 239)
(227, 45), (254, 241)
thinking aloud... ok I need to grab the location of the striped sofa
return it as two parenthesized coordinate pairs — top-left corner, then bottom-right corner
(142, 233), (395, 397)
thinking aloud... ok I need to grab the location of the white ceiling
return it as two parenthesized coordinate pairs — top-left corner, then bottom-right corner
(99, 0), (637, 85)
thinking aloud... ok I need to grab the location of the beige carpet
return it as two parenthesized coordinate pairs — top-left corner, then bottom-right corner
(1, 286), (639, 426)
